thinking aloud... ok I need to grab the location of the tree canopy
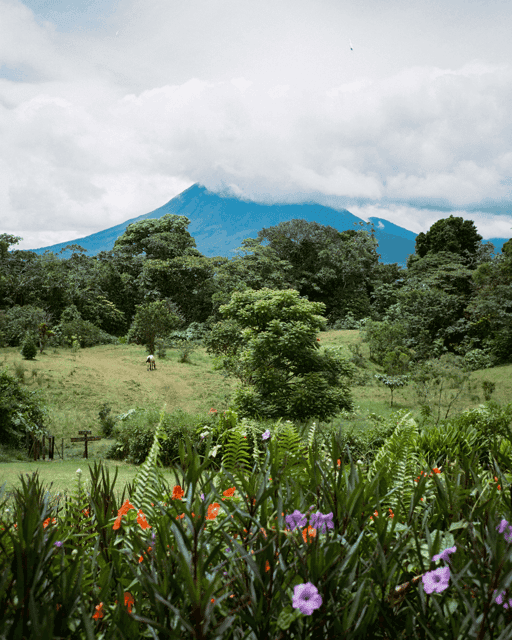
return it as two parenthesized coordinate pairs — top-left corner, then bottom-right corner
(208, 288), (354, 421)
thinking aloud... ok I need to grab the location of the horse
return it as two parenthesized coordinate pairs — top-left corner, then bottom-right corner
(146, 355), (156, 371)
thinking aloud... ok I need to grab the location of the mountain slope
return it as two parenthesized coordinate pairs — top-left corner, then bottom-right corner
(28, 184), (503, 264)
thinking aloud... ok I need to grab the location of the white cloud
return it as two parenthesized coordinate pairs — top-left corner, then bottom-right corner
(1, 0), (512, 249)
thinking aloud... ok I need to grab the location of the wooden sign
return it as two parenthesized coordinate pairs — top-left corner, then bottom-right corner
(71, 431), (101, 458)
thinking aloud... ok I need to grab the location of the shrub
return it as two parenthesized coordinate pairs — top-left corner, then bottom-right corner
(106, 408), (198, 466)
(0, 369), (48, 450)
(2, 305), (47, 347)
(20, 334), (37, 360)
(98, 403), (116, 438)
(463, 348), (494, 371)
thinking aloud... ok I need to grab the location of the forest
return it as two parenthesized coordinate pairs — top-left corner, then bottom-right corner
(1, 213), (511, 365)
(1, 214), (512, 638)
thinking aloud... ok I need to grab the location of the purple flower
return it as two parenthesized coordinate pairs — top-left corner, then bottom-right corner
(262, 430), (271, 441)
(422, 566), (451, 594)
(495, 590), (506, 605)
(292, 582), (322, 615)
(432, 545), (457, 563)
(309, 511), (334, 534)
(497, 519), (509, 534)
(285, 509), (307, 531)
(54, 541), (63, 548)
(200, 493), (205, 501)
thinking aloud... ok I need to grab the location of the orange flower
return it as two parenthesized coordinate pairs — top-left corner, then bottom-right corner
(223, 487), (236, 498)
(260, 527), (268, 539)
(118, 499), (136, 516)
(115, 592), (135, 613)
(172, 485), (185, 500)
(206, 503), (221, 520)
(176, 513), (185, 520)
(431, 467), (441, 474)
(337, 459), (341, 467)
(388, 509), (394, 518)
(113, 499), (136, 530)
(494, 476), (502, 490)
(265, 560), (271, 572)
(302, 526), (317, 543)
(137, 509), (151, 530)
(82, 509), (90, 517)
(92, 602), (104, 619)
(43, 517), (57, 528)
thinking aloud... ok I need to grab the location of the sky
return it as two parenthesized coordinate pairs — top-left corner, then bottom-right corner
(2, 0), (512, 251)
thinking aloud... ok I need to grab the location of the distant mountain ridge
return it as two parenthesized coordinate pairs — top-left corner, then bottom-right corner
(28, 184), (506, 265)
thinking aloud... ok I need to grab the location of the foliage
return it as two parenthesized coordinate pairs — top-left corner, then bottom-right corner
(462, 348), (494, 372)
(2, 416), (512, 638)
(211, 288), (354, 421)
(127, 300), (182, 354)
(369, 412), (419, 509)
(374, 373), (410, 407)
(411, 355), (472, 425)
(0, 369), (48, 449)
(106, 408), (198, 468)
(0, 305), (49, 347)
(257, 219), (379, 323)
(414, 215), (484, 260)
(20, 333), (38, 360)
(98, 403), (116, 438)
(360, 319), (408, 365)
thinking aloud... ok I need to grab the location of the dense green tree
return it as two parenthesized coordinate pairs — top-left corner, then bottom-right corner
(1, 305), (49, 347)
(206, 238), (294, 325)
(257, 220), (379, 323)
(414, 215), (483, 260)
(127, 300), (183, 354)
(210, 288), (354, 421)
(113, 214), (202, 260)
(368, 262), (406, 320)
(465, 248), (512, 362)
(0, 369), (48, 449)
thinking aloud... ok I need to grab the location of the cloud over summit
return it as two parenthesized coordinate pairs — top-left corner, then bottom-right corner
(2, 0), (512, 248)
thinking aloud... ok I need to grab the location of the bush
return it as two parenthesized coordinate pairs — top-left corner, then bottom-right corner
(463, 348), (494, 371)
(106, 408), (199, 466)
(1, 305), (47, 347)
(60, 319), (117, 348)
(0, 369), (48, 450)
(98, 403), (116, 438)
(20, 334), (37, 360)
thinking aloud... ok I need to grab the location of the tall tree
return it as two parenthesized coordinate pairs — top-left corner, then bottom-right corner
(414, 215), (483, 261)
(257, 219), (379, 322)
(208, 288), (354, 421)
(113, 214), (201, 260)
(127, 300), (183, 354)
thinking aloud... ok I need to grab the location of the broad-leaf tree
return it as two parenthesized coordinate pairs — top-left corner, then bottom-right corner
(210, 288), (354, 422)
(127, 300), (183, 354)
(257, 219), (380, 323)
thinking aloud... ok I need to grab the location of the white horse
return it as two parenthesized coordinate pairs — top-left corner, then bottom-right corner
(146, 355), (156, 370)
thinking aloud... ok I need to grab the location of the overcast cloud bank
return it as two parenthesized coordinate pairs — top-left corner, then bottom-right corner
(1, 0), (511, 249)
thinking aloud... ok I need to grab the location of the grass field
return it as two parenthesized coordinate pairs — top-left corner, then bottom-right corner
(1, 330), (511, 495)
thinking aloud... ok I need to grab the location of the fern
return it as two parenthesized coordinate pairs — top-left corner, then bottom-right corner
(222, 429), (251, 474)
(132, 406), (169, 518)
(370, 412), (419, 510)
(307, 421), (317, 450)
(274, 420), (304, 475)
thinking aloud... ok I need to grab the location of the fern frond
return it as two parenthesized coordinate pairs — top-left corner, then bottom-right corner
(222, 430), (251, 475)
(132, 406), (168, 518)
(307, 422), (317, 449)
(370, 413), (418, 510)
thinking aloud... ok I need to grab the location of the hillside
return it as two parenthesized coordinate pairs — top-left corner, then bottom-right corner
(27, 184), (423, 264)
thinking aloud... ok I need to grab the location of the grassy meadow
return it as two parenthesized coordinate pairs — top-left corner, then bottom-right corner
(1, 329), (511, 496)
